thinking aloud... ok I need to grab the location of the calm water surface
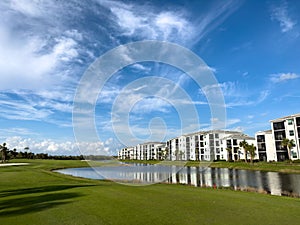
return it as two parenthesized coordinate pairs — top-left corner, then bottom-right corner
(55, 163), (300, 196)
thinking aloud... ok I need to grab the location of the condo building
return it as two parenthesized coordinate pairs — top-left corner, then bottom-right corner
(255, 130), (276, 161)
(165, 130), (256, 161)
(222, 133), (257, 161)
(118, 142), (166, 160)
(270, 113), (300, 161)
(118, 146), (134, 160)
(118, 113), (300, 162)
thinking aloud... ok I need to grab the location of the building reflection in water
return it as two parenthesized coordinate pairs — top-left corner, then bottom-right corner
(55, 164), (300, 196)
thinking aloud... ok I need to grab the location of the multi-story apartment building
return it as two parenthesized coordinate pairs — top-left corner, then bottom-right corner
(222, 134), (257, 161)
(255, 130), (276, 161)
(118, 142), (165, 160)
(270, 113), (300, 161)
(166, 130), (256, 161)
(118, 113), (300, 162)
(118, 146), (134, 160)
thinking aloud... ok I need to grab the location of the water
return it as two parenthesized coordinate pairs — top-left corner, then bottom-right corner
(55, 163), (300, 196)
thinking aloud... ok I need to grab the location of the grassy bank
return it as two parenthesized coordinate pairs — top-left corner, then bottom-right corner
(0, 159), (300, 225)
(120, 159), (300, 174)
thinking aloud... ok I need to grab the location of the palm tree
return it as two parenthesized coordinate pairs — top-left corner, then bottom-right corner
(239, 140), (249, 163)
(195, 148), (200, 161)
(246, 144), (256, 164)
(281, 138), (295, 160)
(179, 151), (184, 160)
(226, 147), (232, 161)
(163, 147), (169, 160)
(174, 148), (179, 160)
(0, 143), (8, 163)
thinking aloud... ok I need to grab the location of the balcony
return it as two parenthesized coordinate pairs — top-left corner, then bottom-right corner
(233, 139), (238, 146)
(273, 122), (285, 131)
(257, 135), (265, 142)
(274, 131), (286, 140)
(275, 141), (287, 151)
(296, 117), (300, 126)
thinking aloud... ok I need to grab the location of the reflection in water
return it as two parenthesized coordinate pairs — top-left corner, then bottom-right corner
(55, 164), (300, 196)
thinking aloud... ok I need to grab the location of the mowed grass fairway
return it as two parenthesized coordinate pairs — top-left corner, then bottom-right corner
(1, 160), (300, 225)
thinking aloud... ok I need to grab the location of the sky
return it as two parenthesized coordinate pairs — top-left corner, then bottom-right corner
(0, 0), (300, 155)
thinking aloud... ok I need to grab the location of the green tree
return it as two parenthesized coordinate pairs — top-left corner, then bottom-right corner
(239, 140), (249, 163)
(0, 143), (8, 163)
(246, 144), (256, 164)
(179, 151), (184, 160)
(195, 148), (200, 161)
(174, 148), (179, 160)
(281, 138), (295, 160)
(163, 147), (169, 160)
(226, 147), (232, 162)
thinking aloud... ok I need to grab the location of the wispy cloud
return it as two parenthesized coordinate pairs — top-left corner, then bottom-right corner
(270, 1), (297, 33)
(270, 72), (299, 83)
(200, 82), (270, 108)
(99, 1), (195, 44)
(0, 128), (37, 137)
(1, 136), (114, 156)
(131, 97), (171, 114)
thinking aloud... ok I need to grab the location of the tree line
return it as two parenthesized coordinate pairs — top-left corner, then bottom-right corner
(0, 142), (108, 163)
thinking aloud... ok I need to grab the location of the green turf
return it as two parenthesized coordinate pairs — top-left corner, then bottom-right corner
(0, 159), (300, 225)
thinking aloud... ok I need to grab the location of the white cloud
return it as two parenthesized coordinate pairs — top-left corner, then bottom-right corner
(207, 118), (240, 130)
(9, 0), (42, 17)
(270, 72), (299, 83)
(271, 2), (297, 33)
(0, 25), (79, 90)
(0, 128), (37, 136)
(200, 82), (241, 97)
(131, 97), (171, 114)
(98, 0), (241, 46)
(130, 63), (151, 73)
(0, 99), (53, 121)
(200, 82), (270, 108)
(108, 5), (194, 43)
(2, 136), (113, 156)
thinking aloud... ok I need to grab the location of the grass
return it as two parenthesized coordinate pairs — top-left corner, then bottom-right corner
(120, 159), (300, 174)
(0, 159), (300, 225)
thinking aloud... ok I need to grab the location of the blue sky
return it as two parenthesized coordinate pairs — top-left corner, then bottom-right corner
(0, 0), (300, 155)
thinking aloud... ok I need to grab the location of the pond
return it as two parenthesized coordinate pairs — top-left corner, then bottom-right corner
(55, 163), (300, 197)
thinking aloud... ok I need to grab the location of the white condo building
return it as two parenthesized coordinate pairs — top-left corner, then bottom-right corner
(166, 130), (256, 161)
(117, 113), (300, 162)
(118, 142), (166, 160)
(270, 113), (300, 161)
(222, 133), (257, 161)
(255, 130), (276, 162)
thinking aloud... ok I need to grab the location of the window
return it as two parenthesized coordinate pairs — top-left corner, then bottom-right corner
(288, 119), (293, 125)
(273, 122), (285, 130)
(257, 135), (265, 142)
(292, 152), (297, 158)
(289, 130), (294, 136)
(233, 139), (238, 145)
(215, 133), (219, 138)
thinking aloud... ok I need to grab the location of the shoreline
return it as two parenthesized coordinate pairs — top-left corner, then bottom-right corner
(118, 159), (300, 174)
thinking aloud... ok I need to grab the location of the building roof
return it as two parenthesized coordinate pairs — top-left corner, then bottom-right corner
(256, 130), (272, 134)
(139, 142), (165, 145)
(183, 130), (242, 137)
(270, 113), (300, 122)
(166, 130), (243, 140)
